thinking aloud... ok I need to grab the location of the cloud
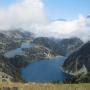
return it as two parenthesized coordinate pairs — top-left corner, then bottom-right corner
(0, 0), (48, 29)
(30, 15), (90, 42)
(0, 0), (90, 42)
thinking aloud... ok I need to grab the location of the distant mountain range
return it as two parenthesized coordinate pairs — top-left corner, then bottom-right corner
(33, 37), (83, 56)
(0, 29), (34, 40)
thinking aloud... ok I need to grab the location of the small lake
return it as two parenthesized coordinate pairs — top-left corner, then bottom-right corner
(21, 56), (70, 83)
(4, 43), (35, 58)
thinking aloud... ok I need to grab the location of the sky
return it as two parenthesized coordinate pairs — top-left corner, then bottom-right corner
(0, 0), (90, 20)
(0, 0), (16, 6)
(0, 0), (90, 41)
(44, 0), (90, 20)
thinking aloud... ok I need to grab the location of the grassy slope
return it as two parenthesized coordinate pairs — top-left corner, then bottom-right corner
(0, 83), (90, 90)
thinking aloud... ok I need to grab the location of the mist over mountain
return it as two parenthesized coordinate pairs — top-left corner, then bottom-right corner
(0, 0), (90, 42)
(33, 37), (83, 56)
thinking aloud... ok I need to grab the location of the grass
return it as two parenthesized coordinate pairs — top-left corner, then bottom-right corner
(0, 83), (90, 90)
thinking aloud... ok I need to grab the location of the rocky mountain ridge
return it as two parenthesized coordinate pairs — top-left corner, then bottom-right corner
(63, 42), (90, 82)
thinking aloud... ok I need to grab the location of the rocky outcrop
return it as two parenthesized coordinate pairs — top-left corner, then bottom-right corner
(0, 55), (24, 82)
(22, 45), (53, 62)
(63, 42), (90, 82)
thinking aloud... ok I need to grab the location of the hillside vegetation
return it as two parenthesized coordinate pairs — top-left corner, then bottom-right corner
(0, 83), (90, 90)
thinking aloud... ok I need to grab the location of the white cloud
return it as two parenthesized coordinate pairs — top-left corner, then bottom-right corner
(0, 0), (90, 41)
(0, 0), (48, 29)
(31, 15), (90, 42)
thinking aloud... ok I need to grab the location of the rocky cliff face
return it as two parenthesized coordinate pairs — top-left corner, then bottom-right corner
(63, 42), (90, 82)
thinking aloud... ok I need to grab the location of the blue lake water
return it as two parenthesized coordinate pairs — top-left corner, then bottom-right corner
(21, 56), (68, 83)
(4, 43), (34, 58)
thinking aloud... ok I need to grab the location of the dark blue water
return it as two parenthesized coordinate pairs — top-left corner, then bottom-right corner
(22, 56), (68, 83)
